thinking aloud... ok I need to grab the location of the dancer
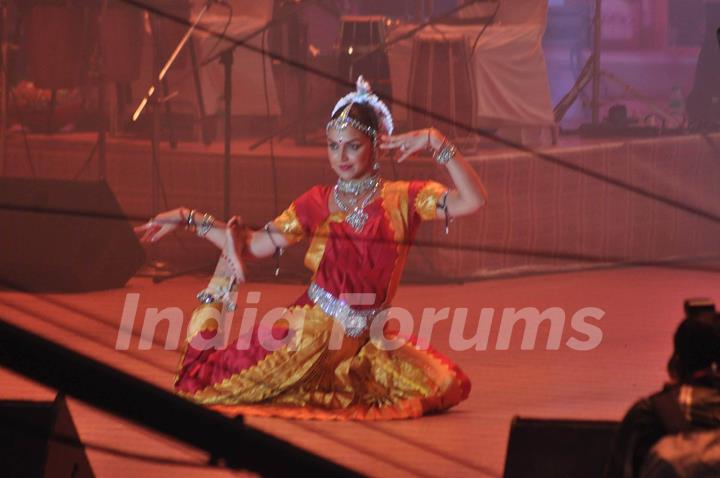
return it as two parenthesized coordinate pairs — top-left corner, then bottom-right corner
(136, 77), (487, 420)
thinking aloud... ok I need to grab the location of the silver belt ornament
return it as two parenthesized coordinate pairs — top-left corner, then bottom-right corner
(307, 282), (382, 337)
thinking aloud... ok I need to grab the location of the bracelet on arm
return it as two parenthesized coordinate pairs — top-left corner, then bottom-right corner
(176, 208), (187, 225)
(185, 209), (197, 233)
(264, 223), (284, 276)
(437, 191), (453, 235)
(197, 213), (216, 237)
(433, 137), (457, 165)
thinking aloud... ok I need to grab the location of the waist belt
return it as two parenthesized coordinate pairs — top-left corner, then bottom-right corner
(307, 282), (383, 337)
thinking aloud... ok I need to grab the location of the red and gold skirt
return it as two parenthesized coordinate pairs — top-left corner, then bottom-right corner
(175, 302), (471, 421)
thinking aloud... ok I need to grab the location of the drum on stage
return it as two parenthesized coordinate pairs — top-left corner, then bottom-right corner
(337, 15), (392, 106)
(407, 33), (476, 138)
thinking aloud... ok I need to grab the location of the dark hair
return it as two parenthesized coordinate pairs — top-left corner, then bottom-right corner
(671, 312), (720, 381)
(331, 102), (379, 135)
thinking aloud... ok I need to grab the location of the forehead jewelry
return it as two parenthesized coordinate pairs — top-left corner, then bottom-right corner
(329, 76), (394, 139)
(326, 102), (377, 140)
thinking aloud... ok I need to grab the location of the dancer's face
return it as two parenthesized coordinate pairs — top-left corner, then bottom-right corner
(326, 126), (374, 181)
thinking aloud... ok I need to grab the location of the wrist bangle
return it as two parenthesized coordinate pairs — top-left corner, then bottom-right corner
(434, 138), (456, 165)
(186, 209), (197, 232)
(435, 136), (448, 153)
(437, 191), (453, 234)
(178, 208), (189, 224)
(197, 213), (215, 237)
(264, 223), (284, 254)
(264, 223), (284, 276)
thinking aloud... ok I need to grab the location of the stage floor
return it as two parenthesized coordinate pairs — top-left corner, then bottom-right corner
(2, 264), (720, 477)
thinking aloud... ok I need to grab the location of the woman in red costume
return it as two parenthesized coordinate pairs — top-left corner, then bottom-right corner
(136, 77), (488, 420)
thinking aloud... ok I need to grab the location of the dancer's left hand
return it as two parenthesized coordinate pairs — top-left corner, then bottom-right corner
(379, 127), (444, 163)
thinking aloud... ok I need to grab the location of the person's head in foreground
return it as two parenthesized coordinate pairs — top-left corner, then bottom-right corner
(668, 309), (720, 384)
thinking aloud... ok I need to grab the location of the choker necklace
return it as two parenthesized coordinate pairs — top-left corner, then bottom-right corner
(334, 178), (382, 231)
(336, 174), (380, 195)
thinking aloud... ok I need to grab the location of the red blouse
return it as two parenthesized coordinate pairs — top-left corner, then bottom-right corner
(271, 180), (447, 309)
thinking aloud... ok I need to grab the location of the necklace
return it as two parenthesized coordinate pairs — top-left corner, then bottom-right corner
(333, 179), (382, 231)
(336, 174), (380, 195)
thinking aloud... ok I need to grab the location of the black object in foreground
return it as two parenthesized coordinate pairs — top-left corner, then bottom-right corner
(0, 318), (364, 477)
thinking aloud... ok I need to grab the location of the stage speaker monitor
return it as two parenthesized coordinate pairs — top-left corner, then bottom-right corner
(503, 417), (620, 478)
(0, 178), (145, 292)
(0, 394), (95, 478)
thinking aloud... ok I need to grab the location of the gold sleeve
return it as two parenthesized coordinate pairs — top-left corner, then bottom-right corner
(270, 203), (305, 245)
(414, 181), (448, 221)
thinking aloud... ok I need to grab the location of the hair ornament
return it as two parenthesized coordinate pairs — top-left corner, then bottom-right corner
(327, 76), (394, 138)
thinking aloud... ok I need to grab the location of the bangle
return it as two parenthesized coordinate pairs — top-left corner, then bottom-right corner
(434, 138), (456, 165)
(178, 208), (188, 224)
(197, 213), (215, 237)
(186, 209), (197, 232)
(264, 223), (284, 256)
(264, 223), (284, 276)
(437, 191), (453, 234)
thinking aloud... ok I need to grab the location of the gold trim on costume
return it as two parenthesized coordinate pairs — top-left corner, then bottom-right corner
(304, 212), (344, 274)
(381, 181), (411, 304)
(271, 203), (305, 245)
(414, 181), (448, 221)
(177, 305), (467, 419)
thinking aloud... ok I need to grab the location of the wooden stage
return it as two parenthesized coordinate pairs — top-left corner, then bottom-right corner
(2, 264), (720, 477)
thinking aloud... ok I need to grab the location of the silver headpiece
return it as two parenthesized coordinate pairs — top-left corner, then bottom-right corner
(326, 76), (394, 140)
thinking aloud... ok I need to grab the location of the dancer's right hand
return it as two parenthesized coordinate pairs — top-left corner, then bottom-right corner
(134, 207), (187, 243)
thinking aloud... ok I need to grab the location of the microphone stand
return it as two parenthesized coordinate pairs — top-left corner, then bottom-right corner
(148, 4), (322, 282)
(131, 0), (214, 123)
(130, 0), (217, 280)
(220, 46), (232, 221)
(150, 46), (233, 284)
(152, 0), (337, 150)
